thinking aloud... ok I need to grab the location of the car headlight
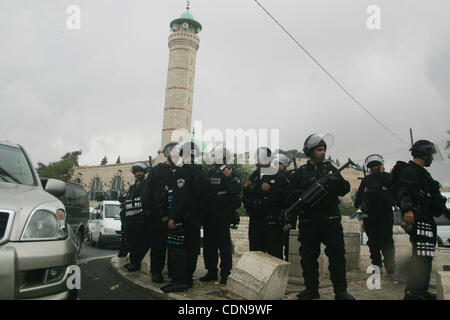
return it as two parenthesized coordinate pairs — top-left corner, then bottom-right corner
(21, 207), (67, 241)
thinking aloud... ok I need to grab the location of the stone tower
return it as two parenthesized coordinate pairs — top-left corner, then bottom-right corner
(157, 2), (202, 161)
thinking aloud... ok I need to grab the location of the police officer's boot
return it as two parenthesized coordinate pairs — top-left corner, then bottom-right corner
(220, 276), (228, 285)
(421, 291), (437, 300)
(296, 289), (320, 300)
(161, 281), (189, 293)
(151, 273), (164, 283)
(126, 263), (140, 272)
(403, 289), (427, 300)
(199, 272), (218, 282)
(334, 290), (356, 300)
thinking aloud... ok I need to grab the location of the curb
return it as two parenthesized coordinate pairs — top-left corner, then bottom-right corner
(109, 257), (190, 300)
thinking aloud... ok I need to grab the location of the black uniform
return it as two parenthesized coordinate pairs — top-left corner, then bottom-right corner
(279, 168), (297, 261)
(290, 161), (350, 294)
(204, 165), (242, 278)
(142, 162), (173, 277)
(167, 164), (207, 286)
(122, 180), (148, 268)
(354, 172), (395, 273)
(393, 161), (447, 297)
(243, 168), (289, 259)
(118, 193), (131, 257)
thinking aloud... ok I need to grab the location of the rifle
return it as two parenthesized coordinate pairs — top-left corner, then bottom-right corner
(282, 158), (357, 231)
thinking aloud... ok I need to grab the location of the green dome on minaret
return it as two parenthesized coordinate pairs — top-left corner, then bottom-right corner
(170, 1), (202, 34)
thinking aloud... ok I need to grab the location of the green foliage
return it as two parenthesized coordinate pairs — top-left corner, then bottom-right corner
(101, 156), (108, 165)
(36, 150), (82, 182)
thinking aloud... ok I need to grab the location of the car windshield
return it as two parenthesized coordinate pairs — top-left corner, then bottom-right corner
(0, 144), (35, 186)
(104, 204), (121, 219)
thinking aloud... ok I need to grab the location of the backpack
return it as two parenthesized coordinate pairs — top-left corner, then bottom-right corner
(389, 160), (409, 206)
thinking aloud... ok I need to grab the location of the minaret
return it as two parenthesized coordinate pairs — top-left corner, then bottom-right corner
(158, 1), (202, 159)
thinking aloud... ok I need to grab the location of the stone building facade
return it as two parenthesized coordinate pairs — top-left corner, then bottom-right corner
(72, 161), (150, 201)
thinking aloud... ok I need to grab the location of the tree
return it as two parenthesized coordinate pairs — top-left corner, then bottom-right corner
(101, 156), (108, 165)
(36, 150), (82, 182)
(116, 156), (121, 164)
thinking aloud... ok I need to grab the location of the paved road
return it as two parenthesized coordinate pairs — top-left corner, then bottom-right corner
(76, 242), (152, 300)
(78, 241), (119, 262)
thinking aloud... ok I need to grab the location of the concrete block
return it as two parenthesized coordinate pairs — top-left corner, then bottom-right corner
(289, 231), (361, 277)
(227, 251), (290, 300)
(140, 250), (151, 275)
(436, 271), (450, 300)
(433, 248), (450, 273)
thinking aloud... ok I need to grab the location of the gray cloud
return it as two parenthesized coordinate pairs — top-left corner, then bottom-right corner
(1, 0), (449, 184)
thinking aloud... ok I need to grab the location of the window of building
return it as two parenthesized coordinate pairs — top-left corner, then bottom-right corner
(111, 176), (124, 192)
(90, 177), (102, 201)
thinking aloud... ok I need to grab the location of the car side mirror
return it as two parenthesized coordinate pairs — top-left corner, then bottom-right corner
(45, 178), (66, 198)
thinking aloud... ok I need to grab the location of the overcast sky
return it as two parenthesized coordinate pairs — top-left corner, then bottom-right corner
(1, 0), (449, 184)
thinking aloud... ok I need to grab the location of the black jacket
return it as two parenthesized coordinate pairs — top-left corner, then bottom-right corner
(354, 172), (394, 216)
(142, 162), (176, 217)
(168, 164), (208, 226)
(206, 165), (242, 213)
(120, 180), (145, 217)
(393, 161), (446, 219)
(243, 168), (289, 222)
(290, 161), (350, 218)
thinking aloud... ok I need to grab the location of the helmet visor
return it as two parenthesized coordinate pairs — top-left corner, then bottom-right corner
(365, 154), (384, 167)
(305, 133), (334, 152)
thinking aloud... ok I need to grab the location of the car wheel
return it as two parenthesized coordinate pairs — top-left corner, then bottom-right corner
(98, 233), (105, 249)
(89, 233), (96, 247)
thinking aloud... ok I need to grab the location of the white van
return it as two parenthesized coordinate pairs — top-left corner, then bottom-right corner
(436, 192), (450, 247)
(88, 201), (122, 249)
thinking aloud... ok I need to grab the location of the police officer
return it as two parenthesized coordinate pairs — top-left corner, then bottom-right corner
(392, 140), (448, 300)
(291, 134), (355, 300)
(118, 193), (131, 258)
(354, 154), (395, 274)
(161, 141), (207, 293)
(200, 146), (242, 285)
(121, 162), (149, 272)
(141, 142), (177, 283)
(243, 147), (289, 260)
(274, 154), (294, 262)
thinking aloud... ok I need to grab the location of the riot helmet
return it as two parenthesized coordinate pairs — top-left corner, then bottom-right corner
(303, 133), (334, 157)
(365, 154), (384, 169)
(274, 154), (291, 168)
(179, 141), (201, 163)
(163, 142), (179, 159)
(209, 144), (231, 165)
(410, 140), (438, 158)
(410, 139), (443, 167)
(130, 162), (149, 174)
(255, 147), (272, 166)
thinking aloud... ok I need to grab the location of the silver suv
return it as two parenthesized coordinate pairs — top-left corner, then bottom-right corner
(0, 140), (77, 299)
